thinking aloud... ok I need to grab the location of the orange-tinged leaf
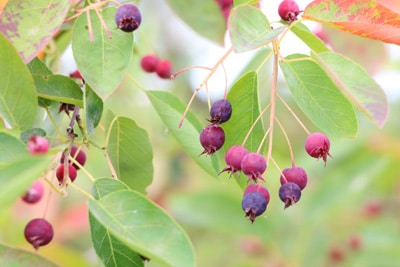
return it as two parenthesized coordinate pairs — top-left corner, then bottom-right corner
(0, 0), (8, 15)
(303, 0), (400, 44)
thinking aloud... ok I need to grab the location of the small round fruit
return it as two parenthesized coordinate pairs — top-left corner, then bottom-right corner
(115, 3), (142, 32)
(199, 125), (225, 155)
(242, 191), (268, 223)
(279, 182), (301, 209)
(220, 145), (248, 177)
(209, 99), (232, 124)
(244, 184), (270, 204)
(56, 164), (77, 184)
(28, 135), (49, 155)
(156, 60), (173, 79)
(140, 54), (159, 73)
(69, 70), (83, 79)
(280, 166), (308, 190)
(24, 218), (54, 250)
(60, 146), (87, 170)
(22, 181), (44, 204)
(305, 132), (331, 164)
(278, 0), (300, 22)
(240, 152), (267, 183)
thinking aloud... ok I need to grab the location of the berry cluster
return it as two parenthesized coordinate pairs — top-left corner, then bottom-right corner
(56, 145), (87, 185)
(278, 0), (301, 22)
(140, 54), (173, 79)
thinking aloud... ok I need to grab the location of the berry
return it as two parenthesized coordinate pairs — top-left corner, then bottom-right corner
(279, 182), (301, 209)
(156, 60), (173, 79)
(215, 0), (233, 9)
(60, 146), (87, 170)
(27, 135), (49, 155)
(244, 184), (270, 204)
(56, 164), (77, 184)
(199, 125), (225, 155)
(278, 0), (300, 22)
(69, 70), (83, 79)
(220, 145), (248, 177)
(115, 4), (142, 32)
(24, 218), (54, 250)
(209, 99), (232, 124)
(305, 132), (331, 164)
(140, 54), (159, 73)
(242, 192), (268, 223)
(280, 166), (308, 190)
(22, 181), (44, 204)
(240, 152), (267, 183)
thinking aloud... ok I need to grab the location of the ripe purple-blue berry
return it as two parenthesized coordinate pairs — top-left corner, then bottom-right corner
(279, 182), (301, 209)
(209, 99), (232, 124)
(115, 4), (142, 32)
(199, 124), (225, 155)
(242, 191), (268, 223)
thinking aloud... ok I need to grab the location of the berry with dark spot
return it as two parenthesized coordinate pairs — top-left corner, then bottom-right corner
(60, 146), (87, 170)
(240, 152), (267, 183)
(115, 4), (142, 32)
(209, 99), (232, 124)
(305, 132), (331, 164)
(56, 164), (77, 184)
(220, 145), (248, 177)
(278, 0), (300, 22)
(27, 135), (49, 155)
(279, 182), (301, 209)
(199, 125), (225, 155)
(242, 191), (268, 223)
(22, 181), (44, 204)
(24, 218), (54, 250)
(140, 54), (159, 73)
(280, 166), (308, 190)
(156, 60), (173, 79)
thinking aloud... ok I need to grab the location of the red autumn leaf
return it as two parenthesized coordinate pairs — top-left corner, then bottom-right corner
(302, 0), (400, 45)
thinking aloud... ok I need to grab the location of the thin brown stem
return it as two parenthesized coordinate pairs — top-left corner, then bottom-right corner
(276, 93), (311, 135)
(274, 116), (295, 167)
(241, 103), (271, 147)
(171, 65), (212, 78)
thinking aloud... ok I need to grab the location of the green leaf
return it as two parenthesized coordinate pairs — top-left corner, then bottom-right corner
(290, 22), (330, 53)
(146, 90), (219, 176)
(279, 54), (358, 138)
(32, 74), (83, 107)
(0, 33), (37, 131)
(164, 0), (225, 45)
(0, 132), (29, 165)
(27, 57), (53, 76)
(72, 7), (133, 99)
(229, 5), (285, 52)
(0, 0), (70, 63)
(88, 189), (195, 267)
(106, 117), (153, 193)
(311, 51), (388, 127)
(0, 243), (58, 267)
(84, 83), (103, 135)
(91, 177), (129, 199)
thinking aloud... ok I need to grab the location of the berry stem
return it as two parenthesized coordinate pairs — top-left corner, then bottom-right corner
(270, 156), (287, 183)
(277, 18), (302, 46)
(256, 126), (272, 154)
(86, 10), (95, 42)
(241, 103), (271, 147)
(276, 93), (311, 135)
(171, 65), (213, 78)
(94, 7), (112, 39)
(274, 116), (295, 167)
(103, 148), (119, 179)
(44, 107), (67, 143)
(69, 182), (95, 200)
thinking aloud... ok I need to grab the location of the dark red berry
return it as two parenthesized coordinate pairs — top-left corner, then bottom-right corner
(22, 181), (44, 204)
(279, 182), (301, 209)
(156, 60), (173, 79)
(199, 125), (225, 155)
(278, 0), (300, 22)
(242, 192), (268, 223)
(215, 0), (233, 9)
(60, 146), (87, 170)
(24, 218), (54, 250)
(305, 132), (331, 164)
(280, 166), (308, 190)
(240, 152), (267, 183)
(209, 99), (232, 124)
(140, 54), (159, 73)
(27, 135), (49, 155)
(56, 164), (77, 184)
(69, 70), (83, 79)
(220, 145), (248, 177)
(115, 4), (142, 32)
(244, 184), (270, 204)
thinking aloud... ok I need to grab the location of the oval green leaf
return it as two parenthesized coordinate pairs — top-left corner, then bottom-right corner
(88, 190), (195, 267)
(84, 83), (103, 135)
(0, 132), (29, 164)
(91, 177), (129, 200)
(290, 22), (330, 53)
(0, 243), (58, 267)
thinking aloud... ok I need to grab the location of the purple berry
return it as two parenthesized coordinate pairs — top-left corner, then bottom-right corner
(22, 181), (44, 204)
(244, 184), (270, 204)
(278, 0), (300, 22)
(115, 4), (142, 32)
(280, 166), (308, 190)
(199, 125), (225, 155)
(60, 146), (87, 170)
(305, 132), (331, 164)
(156, 60), (173, 79)
(24, 218), (54, 250)
(56, 164), (77, 184)
(279, 182), (301, 209)
(27, 135), (49, 155)
(242, 192), (268, 223)
(140, 54), (159, 73)
(209, 99), (232, 124)
(220, 145), (248, 177)
(240, 152), (267, 183)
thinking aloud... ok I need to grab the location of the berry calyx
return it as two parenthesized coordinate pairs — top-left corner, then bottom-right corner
(22, 181), (44, 204)
(60, 146), (87, 170)
(209, 99), (232, 124)
(24, 218), (54, 250)
(280, 166), (308, 190)
(278, 0), (300, 22)
(305, 132), (331, 164)
(242, 191), (268, 223)
(240, 152), (267, 183)
(279, 182), (301, 209)
(115, 4), (142, 32)
(27, 135), (49, 155)
(156, 60), (173, 79)
(56, 164), (77, 184)
(140, 54), (160, 73)
(199, 125), (225, 155)
(220, 145), (249, 177)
